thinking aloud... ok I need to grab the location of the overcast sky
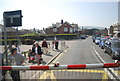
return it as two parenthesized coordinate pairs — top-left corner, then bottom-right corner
(0, 0), (119, 29)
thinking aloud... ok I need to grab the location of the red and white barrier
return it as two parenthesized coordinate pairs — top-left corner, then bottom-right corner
(0, 63), (120, 70)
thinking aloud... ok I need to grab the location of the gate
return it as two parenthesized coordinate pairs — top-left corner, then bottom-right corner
(1, 63), (120, 81)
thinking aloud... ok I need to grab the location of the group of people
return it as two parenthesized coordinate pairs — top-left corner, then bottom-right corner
(0, 39), (59, 81)
(52, 40), (59, 50)
(28, 39), (59, 65)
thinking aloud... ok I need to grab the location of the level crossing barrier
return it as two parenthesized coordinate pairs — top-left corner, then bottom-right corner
(1, 63), (120, 80)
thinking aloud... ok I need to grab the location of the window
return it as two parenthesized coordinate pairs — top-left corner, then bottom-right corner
(64, 27), (68, 32)
(70, 28), (73, 33)
(53, 28), (57, 32)
(74, 28), (76, 32)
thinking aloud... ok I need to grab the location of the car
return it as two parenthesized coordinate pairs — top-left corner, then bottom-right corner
(80, 36), (86, 39)
(104, 39), (120, 60)
(99, 38), (109, 49)
(95, 37), (101, 45)
(92, 36), (96, 42)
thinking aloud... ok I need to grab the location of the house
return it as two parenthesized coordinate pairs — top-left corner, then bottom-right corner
(0, 24), (17, 37)
(30, 28), (46, 34)
(109, 21), (120, 36)
(18, 29), (33, 35)
(45, 20), (78, 34)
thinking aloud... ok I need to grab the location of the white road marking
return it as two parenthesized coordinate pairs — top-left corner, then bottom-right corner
(52, 50), (67, 63)
(30, 49), (68, 79)
(93, 46), (119, 80)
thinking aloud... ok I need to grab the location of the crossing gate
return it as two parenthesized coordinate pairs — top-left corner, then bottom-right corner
(1, 63), (120, 80)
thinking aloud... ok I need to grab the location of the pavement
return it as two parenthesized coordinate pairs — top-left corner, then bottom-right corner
(4, 40), (69, 80)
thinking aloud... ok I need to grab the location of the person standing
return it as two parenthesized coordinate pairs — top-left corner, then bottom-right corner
(42, 39), (48, 54)
(32, 44), (36, 55)
(14, 43), (21, 54)
(55, 40), (59, 50)
(35, 43), (42, 65)
(8, 48), (25, 81)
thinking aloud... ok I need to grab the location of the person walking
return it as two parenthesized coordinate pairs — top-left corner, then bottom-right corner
(34, 43), (43, 65)
(52, 40), (55, 50)
(42, 39), (48, 54)
(55, 40), (59, 50)
(8, 48), (25, 81)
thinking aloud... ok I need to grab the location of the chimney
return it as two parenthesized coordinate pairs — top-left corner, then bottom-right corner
(61, 20), (63, 24)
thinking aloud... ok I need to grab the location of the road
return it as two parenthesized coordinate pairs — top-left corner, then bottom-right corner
(6, 37), (120, 81)
(38, 36), (120, 80)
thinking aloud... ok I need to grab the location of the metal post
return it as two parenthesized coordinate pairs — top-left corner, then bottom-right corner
(3, 25), (8, 65)
(16, 27), (19, 44)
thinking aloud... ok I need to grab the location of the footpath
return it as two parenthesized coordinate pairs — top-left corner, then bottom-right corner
(4, 40), (69, 80)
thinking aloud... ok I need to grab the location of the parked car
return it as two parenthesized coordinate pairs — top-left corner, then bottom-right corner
(80, 35), (86, 39)
(99, 38), (109, 49)
(104, 39), (120, 60)
(95, 37), (101, 45)
(92, 36), (96, 42)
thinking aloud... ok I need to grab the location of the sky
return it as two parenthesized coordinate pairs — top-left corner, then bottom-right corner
(0, 0), (119, 29)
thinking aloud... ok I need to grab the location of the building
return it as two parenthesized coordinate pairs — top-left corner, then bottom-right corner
(109, 21), (120, 36)
(0, 24), (17, 36)
(18, 29), (33, 35)
(45, 20), (78, 34)
(30, 28), (46, 34)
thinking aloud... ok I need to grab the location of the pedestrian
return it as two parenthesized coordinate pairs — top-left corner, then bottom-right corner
(28, 49), (35, 63)
(42, 39), (48, 54)
(32, 44), (36, 55)
(55, 40), (59, 50)
(52, 40), (55, 50)
(28, 49), (33, 57)
(8, 48), (25, 81)
(34, 43), (43, 65)
(13, 43), (21, 54)
(0, 53), (4, 81)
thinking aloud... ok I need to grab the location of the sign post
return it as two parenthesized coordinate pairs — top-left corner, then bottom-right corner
(3, 10), (23, 65)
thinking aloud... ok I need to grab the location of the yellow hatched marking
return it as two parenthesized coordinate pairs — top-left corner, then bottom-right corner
(39, 70), (56, 81)
(102, 72), (108, 81)
(39, 69), (109, 80)
(115, 71), (120, 75)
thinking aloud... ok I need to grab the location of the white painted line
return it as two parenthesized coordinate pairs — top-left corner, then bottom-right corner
(52, 50), (67, 63)
(30, 46), (68, 79)
(93, 46), (119, 80)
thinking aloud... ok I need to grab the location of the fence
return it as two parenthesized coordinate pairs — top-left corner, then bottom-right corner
(1, 63), (120, 81)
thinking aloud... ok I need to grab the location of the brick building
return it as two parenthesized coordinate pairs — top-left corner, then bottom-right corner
(109, 22), (120, 36)
(45, 20), (78, 34)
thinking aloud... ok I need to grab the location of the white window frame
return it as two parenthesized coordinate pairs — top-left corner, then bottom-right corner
(64, 27), (68, 32)
(53, 28), (57, 32)
(70, 28), (73, 33)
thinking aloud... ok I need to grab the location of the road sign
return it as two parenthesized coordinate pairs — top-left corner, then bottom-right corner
(3, 10), (23, 27)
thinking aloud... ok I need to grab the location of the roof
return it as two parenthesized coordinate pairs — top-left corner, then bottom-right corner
(111, 21), (120, 26)
(52, 23), (62, 28)
(46, 21), (78, 30)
